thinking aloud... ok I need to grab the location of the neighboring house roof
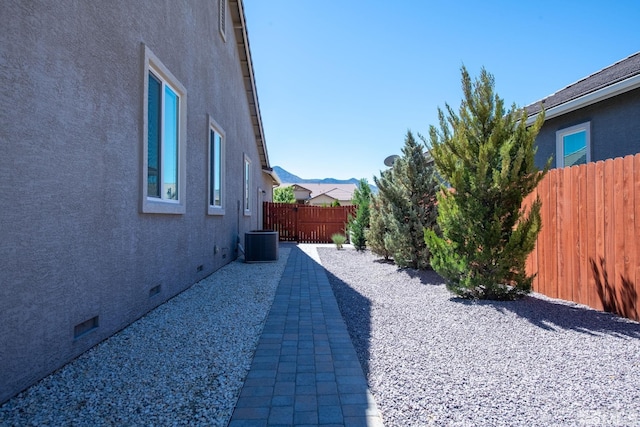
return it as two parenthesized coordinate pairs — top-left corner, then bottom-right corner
(284, 183), (358, 203)
(525, 51), (640, 125)
(289, 184), (312, 192)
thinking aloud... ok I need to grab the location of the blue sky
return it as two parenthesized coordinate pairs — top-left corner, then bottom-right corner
(243, 1), (640, 182)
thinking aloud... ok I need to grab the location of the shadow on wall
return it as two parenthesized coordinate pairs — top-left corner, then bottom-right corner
(590, 256), (638, 320)
(324, 269), (373, 378)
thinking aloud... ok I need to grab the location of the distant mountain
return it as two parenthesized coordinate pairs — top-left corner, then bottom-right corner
(273, 166), (358, 185)
(273, 166), (378, 192)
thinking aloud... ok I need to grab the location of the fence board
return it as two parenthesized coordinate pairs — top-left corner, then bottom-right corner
(615, 157), (633, 318)
(575, 163), (588, 306)
(263, 202), (355, 244)
(593, 161), (606, 311)
(585, 162), (598, 309)
(537, 173), (550, 296)
(635, 154), (640, 317)
(523, 186), (538, 290)
(603, 159), (616, 313)
(548, 169), (559, 298)
(613, 159), (626, 316)
(623, 155), (637, 319)
(526, 154), (640, 321)
(560, 166), (574, 302)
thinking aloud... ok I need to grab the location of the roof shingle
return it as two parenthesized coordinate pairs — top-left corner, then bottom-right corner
(525, 51), (640, 116)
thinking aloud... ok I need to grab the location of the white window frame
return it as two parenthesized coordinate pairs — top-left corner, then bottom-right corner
(219, 0), (227, 41)
(208, 116), (226, 215)
(555, 122), (591, 168)
(243, 154), (252, 216)
(142, 44), (187, 214)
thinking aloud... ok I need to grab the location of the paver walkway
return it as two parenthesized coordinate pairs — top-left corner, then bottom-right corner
(229, 245), (383, 426)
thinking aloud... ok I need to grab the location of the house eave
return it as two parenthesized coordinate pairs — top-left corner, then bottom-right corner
(526, 73), (640, 126)
(263, 168), (281, 186)
(229, 0), (270, 169)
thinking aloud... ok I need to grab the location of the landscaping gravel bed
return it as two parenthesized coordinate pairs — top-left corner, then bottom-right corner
(318, 247), (640, 427)
(0, 249), (290, 427)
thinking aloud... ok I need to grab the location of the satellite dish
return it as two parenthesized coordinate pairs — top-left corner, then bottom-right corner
(383, 155), (400, 167)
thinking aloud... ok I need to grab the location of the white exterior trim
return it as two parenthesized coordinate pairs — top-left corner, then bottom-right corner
(207, 115), (226, 216)
(526, 74), (640, 126)
(555, 122), (591, 168)
(141, 44), (188, 214)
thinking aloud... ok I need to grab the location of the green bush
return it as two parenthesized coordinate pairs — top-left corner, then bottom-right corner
(331, 233), (347, 249)
(348, 178), (372, 251)
(273, 186), (296, 203)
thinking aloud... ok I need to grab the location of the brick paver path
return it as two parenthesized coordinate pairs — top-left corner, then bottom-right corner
(229, 245), (383, 426)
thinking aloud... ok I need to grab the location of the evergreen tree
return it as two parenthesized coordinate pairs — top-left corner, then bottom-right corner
(424, 66), (549, 300)
(348, 178), (372, 251)
(366, 192), (391, 260)
(374, 130), (439, 269)
(273, 186), (296, 203)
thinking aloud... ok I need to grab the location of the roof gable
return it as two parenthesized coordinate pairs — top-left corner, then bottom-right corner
(286, 183), (357, 201)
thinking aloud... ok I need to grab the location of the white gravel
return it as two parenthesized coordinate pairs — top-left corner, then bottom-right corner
(0, 249), (290, 427)
(317, 247), (640, 427)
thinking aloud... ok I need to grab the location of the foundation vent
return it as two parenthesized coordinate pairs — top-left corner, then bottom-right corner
(149, 285), (161, 297)
(74, 316), (99, 339)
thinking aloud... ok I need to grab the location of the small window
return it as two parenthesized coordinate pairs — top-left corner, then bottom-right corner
(244, 154), (251, 216)
(556, 122), (591, 168)
(142, 45), (187, 214)
(208, 116), (225, 215)
(219, 0), (226, 41)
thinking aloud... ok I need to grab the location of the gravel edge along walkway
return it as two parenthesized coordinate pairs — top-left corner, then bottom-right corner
(0, 248), (290, 427)
(317, 247), (640, 427)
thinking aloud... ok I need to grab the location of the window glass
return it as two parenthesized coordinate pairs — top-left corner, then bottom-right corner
(147, 73), (161, 198)
(210, 130), (222, 207)
(556, 122), (590, 168)
(563, 131), (587, 167)
(163, 86), (179, 200)
(244, 156), (251, 213)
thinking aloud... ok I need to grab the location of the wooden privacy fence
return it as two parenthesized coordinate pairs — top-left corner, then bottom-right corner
(523, 153), (640, 321)
(263, 202), (356, 243)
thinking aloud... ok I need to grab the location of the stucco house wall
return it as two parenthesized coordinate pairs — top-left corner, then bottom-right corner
(289, 185), (312, 203)
(527, 52), (640, 170)
(533, 87), (640, 169)
(307, 194), (339, 206)
(0, 0), (273, 403)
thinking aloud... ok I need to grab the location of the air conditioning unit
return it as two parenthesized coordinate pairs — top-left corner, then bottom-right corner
(244, 230), (279, 263)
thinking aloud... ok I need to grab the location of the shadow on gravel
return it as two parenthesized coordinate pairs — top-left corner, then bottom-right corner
(324, 269), (373, 378)
(399, 267), (445, 286)
(372, 254), (445, 286)
(452, 296), (640, 339)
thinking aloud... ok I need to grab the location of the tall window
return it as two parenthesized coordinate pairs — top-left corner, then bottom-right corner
(208, 117), (225, 215)
(147, 73), (179, 200)
(244, 154), (251, 215)
(556, 122), (591, 168)
(142, 45), (187, 214)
